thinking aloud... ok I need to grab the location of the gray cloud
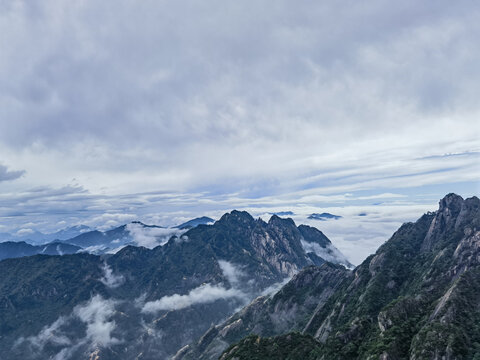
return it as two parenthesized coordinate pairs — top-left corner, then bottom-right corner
(0, 164), (25, 182)
(0, 1), (479, 262)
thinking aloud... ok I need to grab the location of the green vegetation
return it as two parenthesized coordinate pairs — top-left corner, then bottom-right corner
(217, 195), (480, 360)
(220, 333), (323, 360)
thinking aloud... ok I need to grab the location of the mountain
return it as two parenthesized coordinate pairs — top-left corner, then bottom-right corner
(308, 212), (342, 220)
(0, 241), (82, 261)
(177, 194), (480, 360)
(46, 225), (92, 241)
(0, 225), (92, 245)
(0, 211), (348, 360)
(175, 263), (349, 360)
(174, 216), (215, 229)
(62, 221), (168, 251)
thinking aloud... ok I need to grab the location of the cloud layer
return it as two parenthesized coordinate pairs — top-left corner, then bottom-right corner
(0, 1), (479, 263)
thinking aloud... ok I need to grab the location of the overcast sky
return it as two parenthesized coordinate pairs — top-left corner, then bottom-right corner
(1, 1), (479, 263)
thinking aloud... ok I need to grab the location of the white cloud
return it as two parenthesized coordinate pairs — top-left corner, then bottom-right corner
(15, 228), (34, 235)
(218, 260), (245, 287)
(141, 284), (248, 314)
(126, 223), (185, 249)
(260, 277), (292, 297)
(85, 213), (137, 231)
(16, 317), (71, 350)
(301, 240), (352, 268)
(73, 295), (121, 348)
(100, 263), (124, 288)
(15, 295), (120, 357)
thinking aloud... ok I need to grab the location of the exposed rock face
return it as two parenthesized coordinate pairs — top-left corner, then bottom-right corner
(174, 263), (350, 360)
(183, 194), (480, 360)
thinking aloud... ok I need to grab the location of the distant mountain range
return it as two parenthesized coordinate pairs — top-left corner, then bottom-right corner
(177, 194), (480, 360)
(0, 225), (92, 244)
(0, 211), (349, 360)
(0, 241), (82, 261)
(174, 216), (215, 229)
(0, 217), (215, 260)
(308, 212), (342, 220)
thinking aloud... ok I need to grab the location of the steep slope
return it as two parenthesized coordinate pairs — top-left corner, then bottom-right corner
(175, 263), (350, 360)
(0, 211), (348, 360)
(0, 241), (82, 260)
(183, 194), (479, 360)
(220, 333), (323, 360)
(302, 194), (480, 359)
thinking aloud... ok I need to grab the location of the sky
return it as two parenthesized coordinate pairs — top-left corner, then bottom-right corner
(0, 0), (479, 264)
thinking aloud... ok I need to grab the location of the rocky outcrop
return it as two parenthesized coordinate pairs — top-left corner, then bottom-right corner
(197, 194), (480, 360)
(174, 263), (350, 360)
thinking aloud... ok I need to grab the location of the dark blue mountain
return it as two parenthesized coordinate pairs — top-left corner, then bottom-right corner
(174, 216), (215, 229)
(0, 241), (81, 260)
(308, 212), (342, 220)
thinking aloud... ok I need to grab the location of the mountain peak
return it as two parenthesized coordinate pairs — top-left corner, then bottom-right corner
(174, 216), (215, 229)
(218, 210), (255, 225)
(268, 214), (296, 227)
(438, 193), (464, 213)
(421, 193), (479, 252)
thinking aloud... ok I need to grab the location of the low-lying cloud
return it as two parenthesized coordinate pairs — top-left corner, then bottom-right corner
(100, 263), (124, 288)
(141, 284), (248, 314)
(301, 240), (352, 268)
(15, 295), (120, 359)
(126, 223), (186, 249)
(218, 260), (245, 287)
(73, 295), (120, 348)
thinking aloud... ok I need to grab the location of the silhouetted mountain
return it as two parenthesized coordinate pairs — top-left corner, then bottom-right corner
(174, 216), (215, 229)
(177, 194), (480, 360)
(308, 212), (342, 220)
(62, 221), (167, 251)
(47, 225), (92, 241)
(0, 241), (82, 261)
(0, 225), (92, 245)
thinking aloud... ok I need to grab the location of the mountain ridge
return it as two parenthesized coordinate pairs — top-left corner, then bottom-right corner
(177, 194), (480, 360)
(0, 210), (349, 360)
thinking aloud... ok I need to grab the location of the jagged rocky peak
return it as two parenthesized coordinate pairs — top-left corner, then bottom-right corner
(298, 224), (331, 248)
(183, 193), (480, 360)
(268, 214), (296, 227)
(218, 210), (255, 226)
(421, 193), (480, 252)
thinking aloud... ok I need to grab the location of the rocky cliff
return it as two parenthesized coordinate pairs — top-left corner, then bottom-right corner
(179, 194), (480, 360)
